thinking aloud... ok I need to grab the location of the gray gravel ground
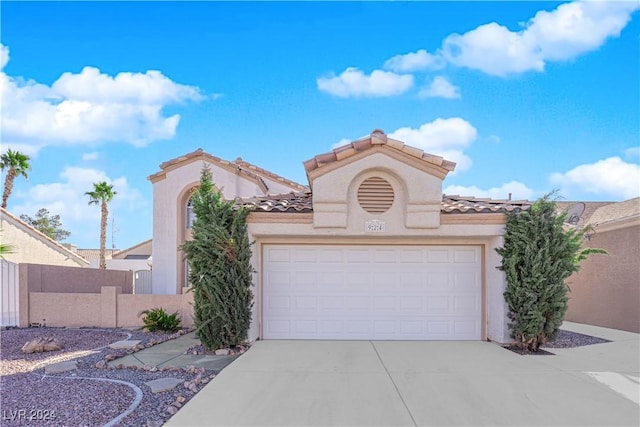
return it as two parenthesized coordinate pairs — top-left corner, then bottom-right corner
(1, 327), (611, 426)
(1, 327), (219, 427)
(542, 329), (610, 348)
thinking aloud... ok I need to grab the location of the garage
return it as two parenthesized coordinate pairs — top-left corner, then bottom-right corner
(262, 244), (482, 340)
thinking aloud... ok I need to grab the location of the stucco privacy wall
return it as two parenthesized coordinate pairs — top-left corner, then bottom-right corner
(0, 209), (88, 267)
(150, 152), (302, 294)
(20, 263), (133, 294)
(28, 287), (193, 328)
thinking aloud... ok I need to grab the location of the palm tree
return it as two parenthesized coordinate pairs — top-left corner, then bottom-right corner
(85, 181), (117, 269)
(1, 149), (31, 209)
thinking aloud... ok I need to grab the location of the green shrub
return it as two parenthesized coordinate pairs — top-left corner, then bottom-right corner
(181, 165), (254, 350)
(496, 193), (605, 351)
(138, 307), (182, 332)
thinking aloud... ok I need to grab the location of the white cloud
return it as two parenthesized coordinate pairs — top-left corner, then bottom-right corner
(550, 157), (640, 200)
(441, 1), (640, 76)
(418, 76), (461, 99)
(317, 67), (413, 98)
(82, 152), (99, 161)
(52, 66), (201, 105)
(0, 44), (8, 70)
(0, 45), (204, 153)
(444, 181), (536, 201)
(383, 49), (445, 72)
(389, 117), (477, 172)
(12, 167), (146, 246)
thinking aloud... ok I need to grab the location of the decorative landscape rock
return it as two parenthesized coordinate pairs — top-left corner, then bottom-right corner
(44, 360), (77, 374)
(21, 337), (63, 353)
(108, 340), (141, 350)
(145, 377), (184, 393)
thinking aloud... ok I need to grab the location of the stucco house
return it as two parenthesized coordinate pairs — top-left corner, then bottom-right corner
(149, 130), (530, 344)
(0, 207), (88, 267)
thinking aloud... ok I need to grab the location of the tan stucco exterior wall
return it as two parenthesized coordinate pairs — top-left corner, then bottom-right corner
(20, 263), (133, 294)
(565, 224), (640, 333)
(151, 158), (301, 295)
(1, 214), (87, 267)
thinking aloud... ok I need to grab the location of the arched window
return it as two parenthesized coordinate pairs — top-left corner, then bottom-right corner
(186, 198), (196, 228)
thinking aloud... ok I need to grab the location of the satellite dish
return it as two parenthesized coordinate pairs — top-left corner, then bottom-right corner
(565, 202), (585, 225)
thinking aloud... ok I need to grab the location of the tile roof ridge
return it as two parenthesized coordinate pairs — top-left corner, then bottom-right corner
(233, 157), (306, 191)
(304, 129), (457, 175)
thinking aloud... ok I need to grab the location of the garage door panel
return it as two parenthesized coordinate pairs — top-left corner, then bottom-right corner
(399, 248), (424, 263)
(263, 245), (482, 340)
(346, 296), (370, 310)
(346, 249), (370, 263)
(374, 249), (398, 263)
(453, 295), (480, 313)
(426, 296), (450, 311)
(293, 248), (317, 262)
(399, 296), (423, 311)
(268, 248), (291, 262)
(454, 247), (480, 263)
(294, 296), (316, 311)
(427, 248), (451, 263)
(319, 296), (344, 311)
(318, 249), (342, 263)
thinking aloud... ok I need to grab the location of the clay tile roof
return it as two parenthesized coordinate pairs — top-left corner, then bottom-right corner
(76, 248), (119, 261)
(239, 191), (313, 213)
(304, 129), (457, 175)
(586, 197), (640, 226)
(441, 195), (531, 214)
(148, 148), (306, 192)
(239, 193), (530, 214)
(554, 201), (613, 228)
(233, 158), (307, 191)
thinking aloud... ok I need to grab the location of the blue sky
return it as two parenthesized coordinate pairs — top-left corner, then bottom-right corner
(1, 1), (639, 250)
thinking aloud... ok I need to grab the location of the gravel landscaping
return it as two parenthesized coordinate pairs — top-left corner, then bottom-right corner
(0, 327), (220, 427)
(505, 329), (611, 355)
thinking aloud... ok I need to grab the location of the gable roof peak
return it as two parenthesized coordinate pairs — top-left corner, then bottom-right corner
(304, 130), (457, 182)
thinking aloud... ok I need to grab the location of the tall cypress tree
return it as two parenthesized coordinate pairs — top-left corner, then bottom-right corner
(497, 193), (605, 351)
(182, 166), (254, 350)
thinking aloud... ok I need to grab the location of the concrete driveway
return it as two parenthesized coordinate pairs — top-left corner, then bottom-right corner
(166, 323), (639, 426)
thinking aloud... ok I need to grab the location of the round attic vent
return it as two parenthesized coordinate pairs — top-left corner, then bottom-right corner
(357, 177), (394, 213)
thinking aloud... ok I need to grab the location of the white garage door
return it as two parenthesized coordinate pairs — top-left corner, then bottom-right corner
(262, 245), (482, 340)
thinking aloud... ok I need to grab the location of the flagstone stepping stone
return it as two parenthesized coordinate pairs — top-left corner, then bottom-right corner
(144, 377), (184, 393)
(44, 360), (78, 374)
(108, 340), (141, 350)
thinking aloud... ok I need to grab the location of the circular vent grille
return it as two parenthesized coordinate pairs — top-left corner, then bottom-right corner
(357, 177), (394, 213)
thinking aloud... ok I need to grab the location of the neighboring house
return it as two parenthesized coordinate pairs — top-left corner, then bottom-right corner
(148, 148), (306, 295)
(150, 130), (531, 344)
(563, 197), (640, 333)
(113, 239), (152, 261)
(0, 208), (88, 267)
(78, 239), (152, 271)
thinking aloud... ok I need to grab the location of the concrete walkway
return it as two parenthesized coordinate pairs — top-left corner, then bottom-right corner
(166, 322), (639, 426)
(108, 332), (238, 372)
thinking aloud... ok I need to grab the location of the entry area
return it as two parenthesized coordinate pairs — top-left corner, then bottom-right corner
(262, 244), (482, 340)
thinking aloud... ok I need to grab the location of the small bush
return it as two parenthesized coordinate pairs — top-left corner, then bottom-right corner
(138, 307), (181, 332)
